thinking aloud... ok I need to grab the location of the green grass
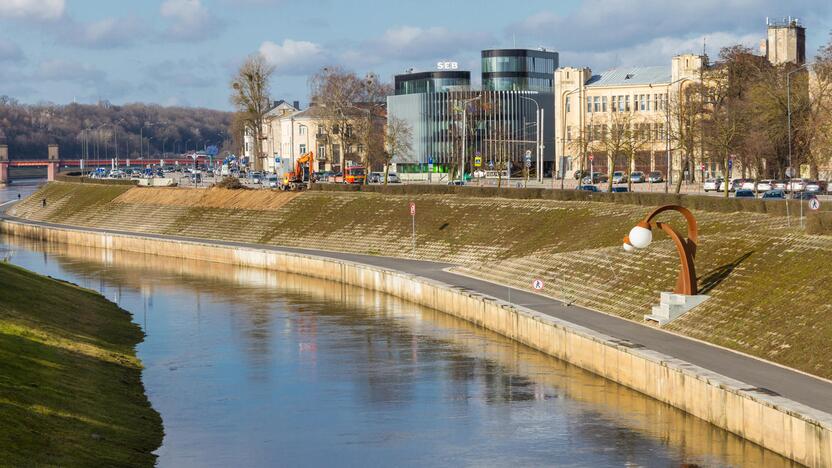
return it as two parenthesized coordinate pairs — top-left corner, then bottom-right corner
(0, 262), (162, 466)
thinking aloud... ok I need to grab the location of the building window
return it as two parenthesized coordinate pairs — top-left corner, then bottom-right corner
(602, 96), (608, 112)
(299, 125), (307, 135)
(611, 96), (618, 112)
(318, 145), (326, 158)
(625, 95), (630, 112)
(587, 96), (592, 113)
(299, 144), (307, 154)
(565, 96), (571, 113)
(566, 126), (572, 141)
(593, 96), (600, 112)
(647, 94), (652, 111)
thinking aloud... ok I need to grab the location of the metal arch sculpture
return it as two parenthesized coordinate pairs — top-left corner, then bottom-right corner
(622, 205), (699, 296)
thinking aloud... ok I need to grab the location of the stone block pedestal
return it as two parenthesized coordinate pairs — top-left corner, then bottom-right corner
(644, 292), (709, 326)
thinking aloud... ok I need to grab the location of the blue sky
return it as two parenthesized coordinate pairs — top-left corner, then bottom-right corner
(1, 0), (830, 110)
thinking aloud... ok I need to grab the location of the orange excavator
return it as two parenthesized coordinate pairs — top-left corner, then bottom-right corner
(280, 151), (314, 191)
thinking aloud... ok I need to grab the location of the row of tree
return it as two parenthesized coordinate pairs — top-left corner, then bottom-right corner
(571, 33), (832, 195)
(0, 97), (232, 160)
(229, 55), (411, 182)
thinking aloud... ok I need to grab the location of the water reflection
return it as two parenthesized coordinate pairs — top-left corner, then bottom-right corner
(0, 235), (795, 467)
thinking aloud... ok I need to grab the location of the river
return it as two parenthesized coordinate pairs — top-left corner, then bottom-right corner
(0, 188), (793, 467)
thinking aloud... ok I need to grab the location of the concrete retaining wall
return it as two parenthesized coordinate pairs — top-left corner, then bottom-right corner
(2, 218), (830, 467)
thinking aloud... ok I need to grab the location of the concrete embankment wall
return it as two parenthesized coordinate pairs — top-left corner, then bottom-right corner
(2, 218), (830, 467)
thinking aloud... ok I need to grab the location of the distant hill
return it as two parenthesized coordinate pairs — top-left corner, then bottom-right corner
(0, 96), (232, 160)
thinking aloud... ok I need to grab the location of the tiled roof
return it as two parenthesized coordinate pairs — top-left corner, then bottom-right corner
(585, 66), (672, 87)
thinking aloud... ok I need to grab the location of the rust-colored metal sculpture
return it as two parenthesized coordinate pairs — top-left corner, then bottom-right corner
(622, 205), (698, 295)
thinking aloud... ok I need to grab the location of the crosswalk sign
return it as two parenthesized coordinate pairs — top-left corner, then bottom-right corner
(474, 156), (482, 167)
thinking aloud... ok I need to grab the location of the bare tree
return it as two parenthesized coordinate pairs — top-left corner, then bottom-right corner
(666, 82), (703, 193)
(383, 116), (412, 185)
(591, 112), (629, 192)
(620, 114), (655, 191)
(230, 54), (274, 171)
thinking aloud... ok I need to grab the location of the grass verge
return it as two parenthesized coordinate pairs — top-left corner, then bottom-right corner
(0, 262), (162, 466)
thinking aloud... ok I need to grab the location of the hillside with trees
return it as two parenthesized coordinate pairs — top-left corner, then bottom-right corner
(0, 97), (232, 160)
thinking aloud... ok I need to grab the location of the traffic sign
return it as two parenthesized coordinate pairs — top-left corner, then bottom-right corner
(409, 202), (416, 216)
(532, 279), (544, 290)
(700, 164), (705, 171)
(588, 154), (594, 162)
(728, 159), (733, 169)
(489, 161), (494, 169)
(474, 156), (482, 167)
(810, 199), (821, 211)
(525, 159), (532, 168)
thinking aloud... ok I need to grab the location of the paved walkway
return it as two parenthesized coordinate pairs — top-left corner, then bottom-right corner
(2, 204), (831, 416)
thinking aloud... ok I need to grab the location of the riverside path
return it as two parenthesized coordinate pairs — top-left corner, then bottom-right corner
(1, 203), (831, 417)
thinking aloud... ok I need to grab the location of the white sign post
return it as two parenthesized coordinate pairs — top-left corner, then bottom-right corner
(409, 202), (416, 254)
(810, 198), (821, 211)
(532, 279), (544, 290)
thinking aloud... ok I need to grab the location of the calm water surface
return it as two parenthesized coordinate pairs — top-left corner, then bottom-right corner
(0, 193), (794, 467)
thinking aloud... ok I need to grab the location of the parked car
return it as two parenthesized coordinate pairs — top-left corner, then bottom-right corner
(734, 189), (755, 198)
(787, 178), (809, 192)
(573, 169), (589, 180)
(703, 178), (722, 192)
(647, 171), (664, 183)
(762, 189), (786, 199)
(266, 174), (279, 188)
(610, 186), (629, 193)
(249, 171), (262, 184)
(740, 179), (757, 191)
(581, 173), (605, 184)
(757, 179), (774, 192)
(387, 173), (401, 183)
(577, 185), (600, 192)
(368, 172), (382, 183)
(629, 171), (645, 183)
(447, 180), (465, 186)
(805, 180), (825, 192)
(772, 180), (789, 191)
(792, 191), (818, 200)
(612, 171), (628, 184)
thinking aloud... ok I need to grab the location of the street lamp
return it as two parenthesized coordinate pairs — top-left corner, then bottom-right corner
(665, 77), (690, 193)
(559, 86), (582, 190)
(517, 94), (544, 184)
(787, 62), (814, 178)
(622, 205), (699, 295)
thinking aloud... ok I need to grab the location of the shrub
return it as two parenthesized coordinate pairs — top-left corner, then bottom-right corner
(215, 177), (246, 190)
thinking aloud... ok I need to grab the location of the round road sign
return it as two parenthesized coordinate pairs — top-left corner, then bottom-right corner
(809, 198), (821, 211)
(588, 154), (594, 162)
(532, 279), (544, 290)
(409, 202), (416, 216)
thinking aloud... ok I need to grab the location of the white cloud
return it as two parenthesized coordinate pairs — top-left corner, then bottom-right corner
(259, 39), (327, 75)
(0, 39), (24, 62)
(60, 16), (144, 49)
(0, 0), (64, 21)
(364, 26), (492, 63)
(160, 0), (224, 42)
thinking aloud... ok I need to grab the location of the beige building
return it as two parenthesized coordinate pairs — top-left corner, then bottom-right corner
(554, 54), (705, 181)
(261, 101), (383, 174)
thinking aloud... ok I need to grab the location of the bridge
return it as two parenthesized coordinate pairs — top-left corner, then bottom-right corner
(0, 144), (212, 184)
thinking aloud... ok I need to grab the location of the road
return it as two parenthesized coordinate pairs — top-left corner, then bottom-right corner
(1, 201), (831, 417)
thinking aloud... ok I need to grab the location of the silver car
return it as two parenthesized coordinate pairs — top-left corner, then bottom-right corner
(757, 179), (774, 192)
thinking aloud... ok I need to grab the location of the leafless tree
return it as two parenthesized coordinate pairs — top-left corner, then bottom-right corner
(591, 112), (629, 192)
(383, 116), (412, 185)
(230, 54), (274, 171)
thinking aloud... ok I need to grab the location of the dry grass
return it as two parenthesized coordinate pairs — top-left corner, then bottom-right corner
(114, 187), (300, 211)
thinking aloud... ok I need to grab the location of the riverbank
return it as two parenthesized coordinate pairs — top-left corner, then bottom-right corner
(9, 182), (832, 380)
(0, 261), (162, 466)
(1, 215), (830, 466)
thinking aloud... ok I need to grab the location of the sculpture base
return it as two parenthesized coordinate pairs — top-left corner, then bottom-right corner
(644, 292), (709, 326)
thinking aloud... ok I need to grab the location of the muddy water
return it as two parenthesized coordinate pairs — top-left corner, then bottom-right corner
(0, 234), (795, 467)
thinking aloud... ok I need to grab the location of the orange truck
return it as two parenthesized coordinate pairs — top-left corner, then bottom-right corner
(343, 166), (366, 184)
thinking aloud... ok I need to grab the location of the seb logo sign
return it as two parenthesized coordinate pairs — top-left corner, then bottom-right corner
(436, 61), (459, 70)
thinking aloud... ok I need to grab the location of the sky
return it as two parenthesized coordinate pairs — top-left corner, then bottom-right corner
(0, 0), (830, 110)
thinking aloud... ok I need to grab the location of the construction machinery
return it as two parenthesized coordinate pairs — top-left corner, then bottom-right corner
(278, 151), (314, 191)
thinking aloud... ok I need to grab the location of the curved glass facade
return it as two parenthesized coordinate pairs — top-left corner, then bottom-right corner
(481, 49), (558, 93)
(395, 71), (471, 95)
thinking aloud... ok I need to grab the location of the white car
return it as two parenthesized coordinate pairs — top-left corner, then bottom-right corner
(787, 178), (808, 192)
(757, 179), (774, 192)
(806, 181), (824, 192)
(741, 180), (757, 190)
(703, 179), (722, 192)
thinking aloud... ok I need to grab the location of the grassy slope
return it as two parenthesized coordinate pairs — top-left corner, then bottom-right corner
(8, 183), (831, 379)
(0, 262), (162, 466)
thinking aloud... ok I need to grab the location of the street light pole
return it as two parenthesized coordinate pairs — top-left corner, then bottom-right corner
(517, 94), (542, 184)
(559, 86), (582, 190)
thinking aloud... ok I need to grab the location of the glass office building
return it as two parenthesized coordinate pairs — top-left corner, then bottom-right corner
(482, 49), (558, 92)
(394, 71), (471, 95)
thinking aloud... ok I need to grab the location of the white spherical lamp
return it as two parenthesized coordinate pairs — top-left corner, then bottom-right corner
(628, 225), (653, 249)
(622, 242), (636, 253)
